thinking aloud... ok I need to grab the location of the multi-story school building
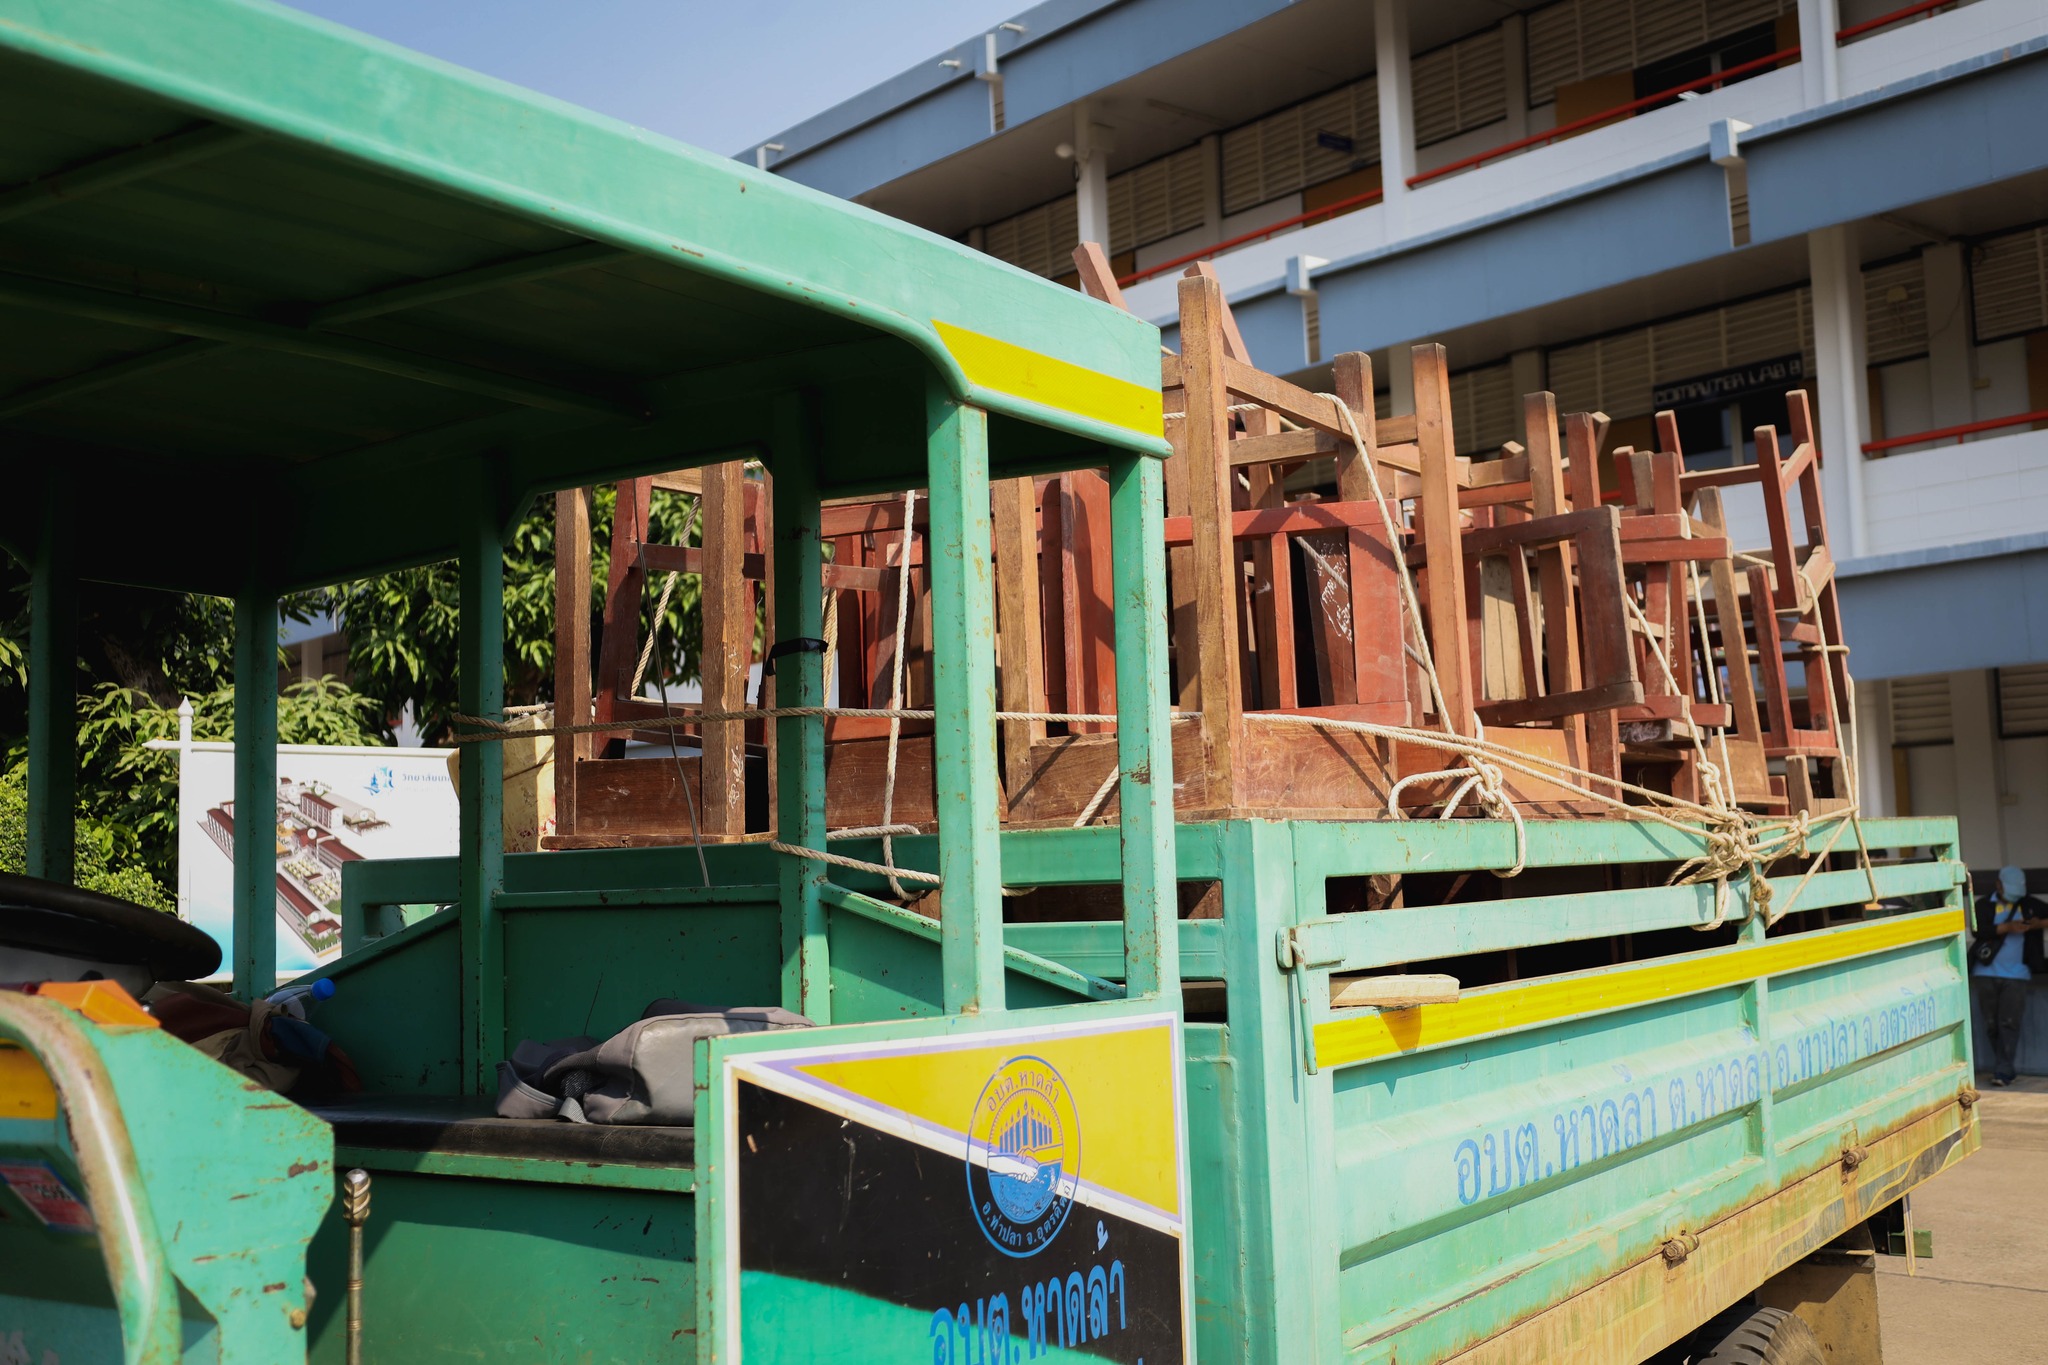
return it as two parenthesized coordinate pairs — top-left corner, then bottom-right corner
(748, 0), (2048, 875)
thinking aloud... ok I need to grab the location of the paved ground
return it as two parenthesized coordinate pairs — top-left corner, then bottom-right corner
(1875, 1075), (2048, 1361)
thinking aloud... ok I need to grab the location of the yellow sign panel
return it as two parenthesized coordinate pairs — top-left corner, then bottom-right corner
(797, 1013), (1181, 1220)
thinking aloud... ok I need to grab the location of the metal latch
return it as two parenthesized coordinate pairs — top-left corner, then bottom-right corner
(1277, 926), (1344, 1076)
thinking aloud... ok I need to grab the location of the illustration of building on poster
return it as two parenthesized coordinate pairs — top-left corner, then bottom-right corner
(155, 734), (461, 978)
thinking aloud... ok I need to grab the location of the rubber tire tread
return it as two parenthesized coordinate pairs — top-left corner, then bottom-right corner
(1692, 1306), (1825, 1365)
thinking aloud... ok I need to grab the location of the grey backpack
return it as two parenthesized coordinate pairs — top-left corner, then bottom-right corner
(495, 1000), (811, 1125)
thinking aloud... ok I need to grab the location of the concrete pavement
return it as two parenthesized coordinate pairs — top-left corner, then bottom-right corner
(1875, 1076), (2048, 1361)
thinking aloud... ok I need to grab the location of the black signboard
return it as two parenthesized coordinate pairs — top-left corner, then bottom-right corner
(1651, 353), (1805, 409)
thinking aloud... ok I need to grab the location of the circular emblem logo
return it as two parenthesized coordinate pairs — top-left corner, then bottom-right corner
(967, 1054), (1080, 1257)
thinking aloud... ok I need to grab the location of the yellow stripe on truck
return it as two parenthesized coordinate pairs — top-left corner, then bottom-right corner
(933, 319), (1163, 439)
(1315, 908), (1965, 1070)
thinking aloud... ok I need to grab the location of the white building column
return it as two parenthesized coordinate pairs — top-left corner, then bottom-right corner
(1806, 225), (1870, 557)
(1383, 343), (1415, 417)
(1373, 0), (1415, 233)
(1921, 242), (1976, 430)
(1854, 678), (1895, 816)
(1073, 110), (1114, 252)
(1796, 0), (1841, 107)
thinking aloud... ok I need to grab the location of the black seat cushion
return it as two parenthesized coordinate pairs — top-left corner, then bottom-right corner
(308, 1094), (694, 1167)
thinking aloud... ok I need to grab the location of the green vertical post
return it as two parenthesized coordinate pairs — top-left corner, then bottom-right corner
(1108, 453), (1179, 1001)
(26, 482), (76, 883)
(458, 474), (506, 1091)
(925, 381), (1004, 1014)
(772, 395), (832, 1022)
(231, 588), (278, 1000)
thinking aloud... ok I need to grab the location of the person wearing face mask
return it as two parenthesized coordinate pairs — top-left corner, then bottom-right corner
(1972, 866), (2048, 1086)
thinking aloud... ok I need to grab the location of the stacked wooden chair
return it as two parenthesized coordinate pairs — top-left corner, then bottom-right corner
(542, 248), (1856, 850)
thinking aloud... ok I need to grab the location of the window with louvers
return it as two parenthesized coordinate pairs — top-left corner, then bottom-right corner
(1890, 674), (1954, 746)
(1999, 664), (2048, 739)
(1547, 288), (1813, 419)
(981, 195), (1079, 279)
(1413, 27), (1509, 147)
(1220, 75), (1379, 215)
(1450, 363), (1517, 455)
(1863, 256), (1930, 364)
(1106, 145), (1208, 256)
(1526, 0), (1793, 105)
(1971, 225), (2048, 344)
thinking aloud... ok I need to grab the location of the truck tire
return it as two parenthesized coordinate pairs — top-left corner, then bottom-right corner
(1691, 1306), (1825, 1365)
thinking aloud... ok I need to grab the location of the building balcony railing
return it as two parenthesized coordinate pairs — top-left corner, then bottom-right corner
(1862, 407), (2048, 457)
(1114, 0), (1969, 293)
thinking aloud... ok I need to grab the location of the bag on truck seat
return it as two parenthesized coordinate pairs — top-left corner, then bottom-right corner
(495, 1001), (811, 1126)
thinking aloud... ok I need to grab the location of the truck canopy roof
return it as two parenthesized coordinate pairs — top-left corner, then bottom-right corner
(0, 0), (1164, 594)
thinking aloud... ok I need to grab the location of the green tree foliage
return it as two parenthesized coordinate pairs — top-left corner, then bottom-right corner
(317, 485), (705, 743)
(67, 677), (381, 890)
(0, 763), (173, 911)
(0, 484), (714, 889)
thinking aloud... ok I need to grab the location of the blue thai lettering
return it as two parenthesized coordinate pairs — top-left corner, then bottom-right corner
(1455, 1138), (1482, 1206)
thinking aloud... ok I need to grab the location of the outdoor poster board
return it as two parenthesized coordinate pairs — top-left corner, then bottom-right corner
(171, 742), (459, 976)
(718, 1010), (1191, 1363)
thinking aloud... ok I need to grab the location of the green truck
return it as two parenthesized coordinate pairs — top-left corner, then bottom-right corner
(0, 3), (1974, 1362)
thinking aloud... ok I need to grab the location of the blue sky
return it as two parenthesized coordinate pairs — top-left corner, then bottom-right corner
(280, 0), (1025, 157)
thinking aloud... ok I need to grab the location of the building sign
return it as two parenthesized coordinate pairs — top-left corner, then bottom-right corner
(1651, 353), (1805, 409)
(724, 1013), (1189, 1363)
(166, 741), (459, 977)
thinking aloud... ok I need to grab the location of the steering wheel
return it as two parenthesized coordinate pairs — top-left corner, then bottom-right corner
(0, 873), (221, 996)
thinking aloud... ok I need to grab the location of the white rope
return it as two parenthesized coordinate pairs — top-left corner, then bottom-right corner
(770, 840), (942, 886)
(1073, 765), (1122, 828)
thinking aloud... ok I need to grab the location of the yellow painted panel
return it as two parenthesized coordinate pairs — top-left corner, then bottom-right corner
(1317, 910), (1965, 1070)
(799, 1021), (1179, 1216)
(0, 1044), (57, 1121)
(933, 319), (1163, 439)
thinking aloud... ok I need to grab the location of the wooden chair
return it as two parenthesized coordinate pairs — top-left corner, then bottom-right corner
(549, 462), (767, 848)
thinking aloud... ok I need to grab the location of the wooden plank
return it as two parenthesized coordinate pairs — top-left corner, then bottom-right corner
(594, 475), (651, 728)
(1748, 564), (1796, 749)
(1062, 470), (1118, 732)
(1327, 352), (1376, 710)
(1567, 412), (1622, 795)
(1072, 241), (1128, 310)
(1524, 391), (1583, 756)
(552, 487), (592, 838)
(817, 499), (930, 539)
(1459, 505), (1611, 556)
(649, 468), (703, 496)
(1178, 273), (1244, 793)
(1413, 344), (1476, 735)
(1163, 500), (1385, 544)
(700, 461), (750, 835)
(1329, 973), (1461, 1009)
(636, 541), (768, 580)
(1754, 424), (1802, 612)
(1621, 536), (1732, 563)
(992, 476), (1047, 802)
